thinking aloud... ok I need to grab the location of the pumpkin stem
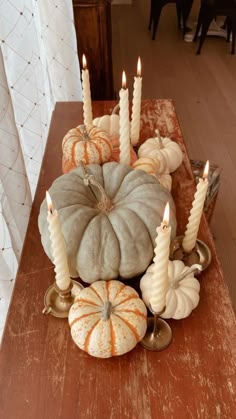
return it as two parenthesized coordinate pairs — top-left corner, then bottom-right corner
(155, 129), (163, 149)
(78, 124), (91, 141)
(84, 174), (114, 212)
(102, 300), (113, 321)
(171, 264), (202, 288)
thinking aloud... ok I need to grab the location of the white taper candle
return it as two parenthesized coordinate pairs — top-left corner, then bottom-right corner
(182, 161), (209, 252)
(82, 54), (93, 126)
(46, 191), (71, 291)
(119, 71), (130, 165)
(150, 202), (171, 313)
(131, 57), (142, 145)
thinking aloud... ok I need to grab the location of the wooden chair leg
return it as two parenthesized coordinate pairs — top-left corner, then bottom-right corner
(193, 6), (204, 42)
(148, 0), (155, 31)
(196, 16), (213, 55)
(231, 31), (235, 54)
(182, 0), (194, 35)
(176, 0), (182, 29)
(152, 3), (164, 40)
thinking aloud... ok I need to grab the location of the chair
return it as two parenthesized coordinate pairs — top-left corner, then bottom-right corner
(193, 0), (236, 54)
(148, 0), (194, 40)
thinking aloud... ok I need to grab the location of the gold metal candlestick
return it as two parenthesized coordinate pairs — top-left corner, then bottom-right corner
(141, 308), (172, 351)
(42, 280), (83, 318)
(170, 235), (211, 271)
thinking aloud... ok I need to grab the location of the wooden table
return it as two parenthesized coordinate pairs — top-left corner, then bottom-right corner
(1, 100), (236, 419)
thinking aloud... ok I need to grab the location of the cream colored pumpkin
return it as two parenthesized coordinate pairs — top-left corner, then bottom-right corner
(68, 280), (147, 358)
(93, 114), (120, 137)
(140, 260), (200, 319)
(138, 134), (183, 173)
(62, 124), (113, 173)
(132, 157), (172, 191)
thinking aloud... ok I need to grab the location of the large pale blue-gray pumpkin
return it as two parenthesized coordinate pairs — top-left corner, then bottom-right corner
(38, 162), (177, 284)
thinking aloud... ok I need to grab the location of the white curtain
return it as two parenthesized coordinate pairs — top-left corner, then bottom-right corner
(0, 0), (82, 339)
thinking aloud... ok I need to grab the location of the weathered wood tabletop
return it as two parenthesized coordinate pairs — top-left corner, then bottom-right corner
(0, 100), (236, 419)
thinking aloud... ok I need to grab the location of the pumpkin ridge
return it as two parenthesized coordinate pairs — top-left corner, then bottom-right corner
(113, 294), (139, 308)
(115, 183), (171, 204)
(71, 140), (82, 166)
(69, 311), (100, 328)
(113, 313), (140, 341)
(113, 283), (126, 301)
(78, 297), (101, 306)
(93, 141), (103, 162)
(99, 137), (113, 152)
(84, 319), (101, 352)
(109, 207), (154, 248)
(115, 308), (146, 319)
(110, 319), (117, 356)
(89, 285), (105, 304)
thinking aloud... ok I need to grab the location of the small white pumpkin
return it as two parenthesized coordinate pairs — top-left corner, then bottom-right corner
(138, 131), (183, 173)
(132, 157), (172, 191)
(140, 260), (200, 319)
(69, 280), (147, 358)
(93, 114), (120, 137)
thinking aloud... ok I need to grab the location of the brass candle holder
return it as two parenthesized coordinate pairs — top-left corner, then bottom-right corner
(141, 308), (172, 351)
(42, 280), (83, 318)
(170, 235), (211, 271)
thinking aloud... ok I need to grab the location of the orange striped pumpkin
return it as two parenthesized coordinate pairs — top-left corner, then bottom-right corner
(62, 125), (113, 173)
(68, 280), (147, 358)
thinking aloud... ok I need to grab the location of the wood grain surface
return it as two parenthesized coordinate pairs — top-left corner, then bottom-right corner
(0, 100), (235, 419)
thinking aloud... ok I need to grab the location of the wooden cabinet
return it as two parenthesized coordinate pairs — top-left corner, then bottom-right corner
(72, 0), (114, 100)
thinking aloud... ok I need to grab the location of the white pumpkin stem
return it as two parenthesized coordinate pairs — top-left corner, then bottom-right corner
(112, 104), (120, 115)
(171, 264), (202, 288)
(155, 129), (163, 149)
(78, 124), (91, 141)
(84, 174), (114, 212)
(102, 300), (113, 321)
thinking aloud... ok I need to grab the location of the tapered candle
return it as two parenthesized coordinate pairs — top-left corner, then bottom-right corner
(82, 54), (93, 126)
(46, 191), (71, 291)
(182, 161), (209, 252)
(119, 71), (130, 165)
(150, 202), (171, 313)
(131, 57), (142, 146)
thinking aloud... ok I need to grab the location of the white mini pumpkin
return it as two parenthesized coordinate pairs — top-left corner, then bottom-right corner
(93, 114), (120, 137)
(69, 280), (147, 358)
(140, 260), (200, 319)
(138, 132), (183, 173)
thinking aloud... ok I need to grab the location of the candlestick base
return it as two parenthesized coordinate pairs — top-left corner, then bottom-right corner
(170, 235), (211, 271)
(42, 280), (84, 318)
(141, 313), (172, 351)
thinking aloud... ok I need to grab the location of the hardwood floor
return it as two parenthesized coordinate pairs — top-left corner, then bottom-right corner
(111, 1), (236, 310)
